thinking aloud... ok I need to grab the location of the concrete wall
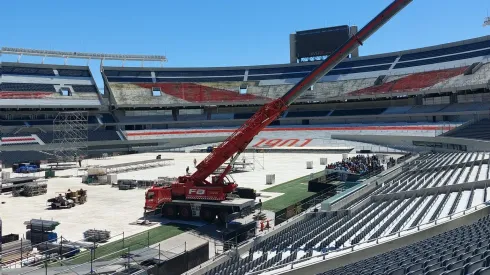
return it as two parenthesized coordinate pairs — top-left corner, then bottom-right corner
(268, 206), (490, 275)
(148, 243), (209, 275)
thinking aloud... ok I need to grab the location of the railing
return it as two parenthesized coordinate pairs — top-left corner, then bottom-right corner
(2, 225), (190, 274)
(246, 201), (490, 275)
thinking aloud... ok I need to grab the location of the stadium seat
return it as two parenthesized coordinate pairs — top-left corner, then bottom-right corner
(347, 67), (467, 96)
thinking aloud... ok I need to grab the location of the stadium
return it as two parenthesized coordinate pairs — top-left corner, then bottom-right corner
(3, 0), (490, 274)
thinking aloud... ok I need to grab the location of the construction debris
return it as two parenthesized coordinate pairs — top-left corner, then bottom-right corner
(12, 182), (48, 197)
(83, 229), (110, 243)
(114, 177), (175, 190)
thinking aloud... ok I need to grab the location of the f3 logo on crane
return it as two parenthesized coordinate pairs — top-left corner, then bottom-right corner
(188, 189), (206, 195)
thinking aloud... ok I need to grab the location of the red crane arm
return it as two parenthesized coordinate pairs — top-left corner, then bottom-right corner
(191, 0), (413, 185)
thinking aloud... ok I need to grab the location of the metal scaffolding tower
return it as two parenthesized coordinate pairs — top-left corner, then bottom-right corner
(51, 111), (88, 162)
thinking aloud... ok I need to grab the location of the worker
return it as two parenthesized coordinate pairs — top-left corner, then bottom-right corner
(186, 166), (190, 175)
(193, 158), (197, 167)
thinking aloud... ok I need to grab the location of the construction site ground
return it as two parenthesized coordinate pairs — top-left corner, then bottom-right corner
(1, 150), (352, 265)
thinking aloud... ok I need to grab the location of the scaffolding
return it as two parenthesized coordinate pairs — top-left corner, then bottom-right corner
(51, 111), (88, 162)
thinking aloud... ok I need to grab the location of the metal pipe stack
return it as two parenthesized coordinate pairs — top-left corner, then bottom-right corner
(25, 219), (60, 245)
(83, 229), (111, 243)
(21, 182), (48, 197)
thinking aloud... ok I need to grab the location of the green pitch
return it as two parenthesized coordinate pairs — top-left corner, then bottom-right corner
(261, 170), (325, 212)
(59, 224), (189, 265)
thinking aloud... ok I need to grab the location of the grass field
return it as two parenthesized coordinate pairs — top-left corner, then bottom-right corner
(60, 224), (190, 265)
(262, 170), (325, 212)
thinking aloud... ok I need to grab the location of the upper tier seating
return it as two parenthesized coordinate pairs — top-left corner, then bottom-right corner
(2, 66), (54, 76)
(104, 36), (490, 107)
(399, 39), (490, 62)
(137, 83), (262, 103)
(71, 85), (98, 93)
(347, 67), (468, 96)
(0, 83), (56, 99)
(1, 62), (101, 106)
(57, 69), (91, 77)
(1, 83), (56, 92)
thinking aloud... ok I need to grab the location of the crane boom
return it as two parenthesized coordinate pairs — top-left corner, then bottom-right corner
(186, 0), (412, 186)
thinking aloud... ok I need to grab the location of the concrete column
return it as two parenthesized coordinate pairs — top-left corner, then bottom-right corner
(289, 33), (297, 63)
(349, 26), (359, 58)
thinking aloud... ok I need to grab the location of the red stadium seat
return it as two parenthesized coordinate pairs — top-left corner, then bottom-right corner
(137, 83), (265, 103)
(0, 92), (52, 99)
(348, 67), (467, 96)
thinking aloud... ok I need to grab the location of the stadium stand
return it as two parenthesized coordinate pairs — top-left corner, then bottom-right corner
(443, 119), (490, 141)
(201, 152), (490, 275)
(1, 62), (102, 107)
(103, 36), (490, 107)
(36, 130), (122, 143)
(321, 216), (490, 275)
(330, 108), (386, 116)
(346, 67), (468, 96)
(0, 131), (121, 146)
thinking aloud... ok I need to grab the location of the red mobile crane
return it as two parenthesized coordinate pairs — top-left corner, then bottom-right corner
(145, 0), (413, 223)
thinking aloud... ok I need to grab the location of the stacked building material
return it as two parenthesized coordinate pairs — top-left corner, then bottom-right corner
(83, 229), (111, 243)
(0, 239), (32, 266)
(36, 242), (80, 257)
(21, 182), (48, 197)
(25, 219), (59, 244)
(117, 179), (138, 190)
(26, 231), (58, 244)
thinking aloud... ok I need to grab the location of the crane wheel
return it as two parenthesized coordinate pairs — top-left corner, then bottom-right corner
(200, 208), (216, 223)
(162, 205), (177, 219)
(179, 206), (192, 220)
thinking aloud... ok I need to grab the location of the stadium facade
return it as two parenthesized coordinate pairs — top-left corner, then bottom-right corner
(2, 35), (490, 164)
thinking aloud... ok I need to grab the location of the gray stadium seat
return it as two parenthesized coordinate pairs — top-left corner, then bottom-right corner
(475, 267), (490, 275)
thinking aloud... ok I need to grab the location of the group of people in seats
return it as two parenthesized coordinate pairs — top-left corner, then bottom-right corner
(386, 157), (397, 169)
(326, 155), (382, 175)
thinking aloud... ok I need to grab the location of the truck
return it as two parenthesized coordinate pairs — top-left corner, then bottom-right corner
(47, 194), (75, 209)
(144, 0), (412, 223)
(15, 164), (39, 173)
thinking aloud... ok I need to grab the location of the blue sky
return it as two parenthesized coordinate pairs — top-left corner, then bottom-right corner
(2, 0), (490, 73)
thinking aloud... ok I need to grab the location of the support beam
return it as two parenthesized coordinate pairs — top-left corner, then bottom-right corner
(408, 158), (490, 174)
(371, 179), (490, 202)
